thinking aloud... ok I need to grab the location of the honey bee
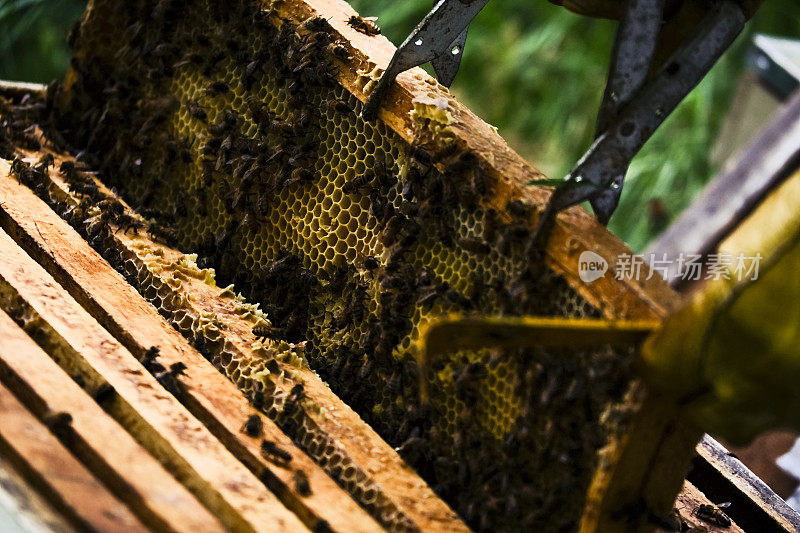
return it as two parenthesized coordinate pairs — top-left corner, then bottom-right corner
(173, 51), (204, 70)
(506, 199), (531, 219)
(459, 237), (491, 255)
(293, 469), (312, 496)
(358, 358), (375, 381)
(418, 282), (449, 309)
(369, 191), (385, 221)
(255, 193), (271, 218)
(154, 362), (187, 396)
(97, 198), (124, 220)
(147, 221), (178, 246)
(261, 439), (292, 464)
(286, 167), (313, 186)
(185, 99), (207, 122)
(396, 434), (426, 464)
(172, 190), (188, 218)
(285, 384), (306, 411)
(201, 158), (215, 187)
(329, 98), (351, 115)
(363, 256), (380, 271)
(483, 208), (499, 242)
(34, 153), (55, 172)
(253, 325), (280, 341)
(380, 273), (406, 291)
(347, 15), (380, 37)
(205, 80), (230, 97)
(114, 213), (145, 235)
(342, 170), (374, 194)
(240, 414), (264, 438)
(694, 502), (731, 528)
(326, 42), (351, 62)
(470, 165), (490, 199)
(43, 411), (73, 440)
(92, 383), (116, 406)
(385, 371), (402, 396)
(300, 16), (332, 34)
(210, 110), (239, 135)
(242, 59), (263, 89)
(9, 157), (30, 184)
(202, 50), (225, 77)
(660, 508), (684, 531)
(142, 346), (161, 366)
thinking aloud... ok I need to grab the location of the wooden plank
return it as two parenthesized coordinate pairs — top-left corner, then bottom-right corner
(0, 453), (78, 533)
(0, 308), (228, 533)
(0, 381), (147, 533)
(0, 228), (308, 533)
(0, 164), (383, 532)
(0, 155), (468, 531)
(694, 436), (800, 532)
(661, 480), (746, 533)
(0, 80), (45, 101)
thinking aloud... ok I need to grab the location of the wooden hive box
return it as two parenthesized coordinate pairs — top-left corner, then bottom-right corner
(0, 0), (797, 531)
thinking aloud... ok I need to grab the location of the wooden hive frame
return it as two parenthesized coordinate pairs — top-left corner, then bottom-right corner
(54, 0), (696, 526)
(0, 93), (701, 533)
(0, 85), (770, 533)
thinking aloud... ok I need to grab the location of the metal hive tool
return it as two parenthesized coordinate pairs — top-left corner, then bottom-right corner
(48, 0), (684, 531)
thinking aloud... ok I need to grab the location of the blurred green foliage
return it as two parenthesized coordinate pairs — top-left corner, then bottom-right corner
(0, 0), (85, 83)
(0, 0), (798, 249)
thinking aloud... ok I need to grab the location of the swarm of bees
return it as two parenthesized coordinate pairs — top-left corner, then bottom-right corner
(0, 0), (648, 530)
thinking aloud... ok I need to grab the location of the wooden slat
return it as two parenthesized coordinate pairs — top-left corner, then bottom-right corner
(0, 228), (308, 533)
(0, 381), (146, 533)
(0, 80), (45, 101)
(695, 436), (800, 532)
(667, 480), (745, 533)
(0, 156), (468, 531)
(0, 451), (78, 533)
(0, 308), (228, 533)
(0, 164), (383, 532)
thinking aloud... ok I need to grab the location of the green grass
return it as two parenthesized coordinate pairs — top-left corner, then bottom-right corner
(1, 0), (799, 250)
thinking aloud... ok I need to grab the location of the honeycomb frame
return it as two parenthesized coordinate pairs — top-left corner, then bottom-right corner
(36, 0), (684, 530)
